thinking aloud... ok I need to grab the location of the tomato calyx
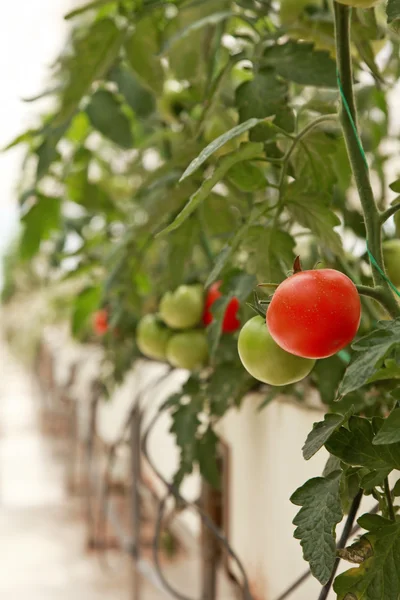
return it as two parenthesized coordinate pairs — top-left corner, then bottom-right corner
(293, 255), (303, 274)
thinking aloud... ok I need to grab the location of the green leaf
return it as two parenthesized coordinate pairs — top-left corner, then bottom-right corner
(161, 11), (233, 54)
(263, 41), (337, 88)
(387, 0), (400, 28)
(55, 18), (124, 126)
(373, 408), (400, 446)
(325, 416), (400, 471)
(180, 120), (265, 182)
(36, 122), (69, 180)
(159, 143), (263, 236)
(339, 319), (400, 396)
(64, 0), (116, 19)
(72, 285), (102, 337)
(291, 471), (343, 585)
(243, 226), (296, 283)
(196, 426), (221, 489)
(227, 161), (266, 192)
(313, 355), (347, 404)
(334, 522), (400, 600)
(357, 514), (392, 532)
(291, 130), (338, 194)
(85, 89), (133, 148)
(285, 183), (342, 254)
(235, 70), (291, 141)
(389, 178), (400, 193)
(108, 63), (155, 118)
(125, 15), (164, 95)
(3, 128), (38, 151)
(303, 409), (354, 461)
(19, 195), (61, 260)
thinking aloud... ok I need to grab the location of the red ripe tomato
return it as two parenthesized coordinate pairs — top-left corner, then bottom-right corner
(93, 309), (109, 336)
(266, 269), (361, 359)
(203, 281), (240, 333)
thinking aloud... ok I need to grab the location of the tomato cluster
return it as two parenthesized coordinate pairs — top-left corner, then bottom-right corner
(238, 268), (361, 387)
(136, 281), (240, 371)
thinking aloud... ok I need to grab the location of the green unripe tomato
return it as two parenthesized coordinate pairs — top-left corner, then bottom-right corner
(335, 0), (381, 7)
(166, 330), (209, 370)
(383, 240), (400, 288)
(238, 316), (316, 386)
(136, 315), (172, 361)
(159, 284), (204, 330)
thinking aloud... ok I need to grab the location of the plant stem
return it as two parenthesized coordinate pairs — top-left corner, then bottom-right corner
(334, 3), (400, 319)
(317, 490), (363, 600)
(380, 202), (400, 224)
(355, 285), (386, 303)
(384, 477), (396, 522)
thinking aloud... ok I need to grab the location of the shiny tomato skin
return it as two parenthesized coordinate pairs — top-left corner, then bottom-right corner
(93, 309), (109, 335)
(203, 281), (241, 333)
(266, 269), (361, 359)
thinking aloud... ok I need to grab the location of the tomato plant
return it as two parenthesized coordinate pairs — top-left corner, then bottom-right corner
(238, 316), (315, 386)
(267, 269), (361, 359)
(5, 0), (400, 597)
(203, 281), (240, 333)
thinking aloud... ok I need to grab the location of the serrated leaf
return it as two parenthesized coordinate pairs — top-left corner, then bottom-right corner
(85, 89), (133, 148)
(387, 0), (400, 26)
(235, 70), (291, 141)
(263, 41), (337, 88)
(291, 471), (343, 585)
(36, 122), (69, 180)
(358, 514), (392, 532)
(334, 522), (400, 600)
(313, 355), (347, 404)
(180, 120), (264, 182)
(55, 18), (124, 126)
(243, 226), (296, 283)
(159, 143), (263, 236)
(325, 416), (400, 471)
(285, 183), (342, 254)
(373, 408), (400, 445)
(72, 285), (102, 337)
(227, 161), (266, 192)
(303, 409), (353, 461)
(291, 130), (338, 194)
(125, 15), (164, 95)
(161, 11), (233, 54)
(19, 195), (61, 260)
(339, 319), (400, 396)
(108, 63), (155, 118)
(196, 426), (221, 489)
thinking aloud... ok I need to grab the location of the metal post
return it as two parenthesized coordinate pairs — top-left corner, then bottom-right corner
(130, 405), (142, 600)
(200, 459), (223, 600)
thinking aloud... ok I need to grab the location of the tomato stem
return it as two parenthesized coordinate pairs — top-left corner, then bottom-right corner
(334, 3), (400, 319)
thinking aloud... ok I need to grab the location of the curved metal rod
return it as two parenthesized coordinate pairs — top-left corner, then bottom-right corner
(95, 366), (173, 548)
(141, 406), (255, 600)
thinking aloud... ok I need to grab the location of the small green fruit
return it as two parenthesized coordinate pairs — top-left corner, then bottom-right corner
(166, 330), (209, 370)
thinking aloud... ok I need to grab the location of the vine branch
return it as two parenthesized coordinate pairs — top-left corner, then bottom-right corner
(334, 3), (400, 319)
(380, 203), (400, 224)
(384, 477), (396, 522)
(317, 490), (363, 600)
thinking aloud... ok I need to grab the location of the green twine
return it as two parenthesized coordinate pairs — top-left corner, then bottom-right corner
(337, 69), (400, 300)
(336, 69), (369, 170)
(366, 240), (400, 299)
